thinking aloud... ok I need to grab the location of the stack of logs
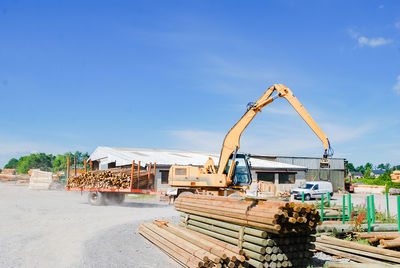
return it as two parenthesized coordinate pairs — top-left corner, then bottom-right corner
(67, 166), (154, 189)
(174, 195), (321, 235)
(168, 195), (320, 267)
(138, 221), (250, 268)
(356, 232), (400, 249)
(315, 235), (400, 265)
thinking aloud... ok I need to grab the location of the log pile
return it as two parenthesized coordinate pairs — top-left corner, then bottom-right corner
(317, 223), (399, 235)
(168, 195), (320, 267)
(179, 213), (315, 268)
(174, 195), (321, 235)
(138, 221), (249, 268)
(0, 168), (17, 181)
(356, 232), (400, 248)
(315, 235), (400, 265)
(66, 169), (153, 189)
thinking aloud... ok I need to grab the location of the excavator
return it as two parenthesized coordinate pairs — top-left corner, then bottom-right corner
(168, 84), (333, 198)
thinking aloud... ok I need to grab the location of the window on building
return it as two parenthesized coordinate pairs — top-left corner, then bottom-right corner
(160, 170), (169, 184)
(278, 173), (295, 184)
(257, 172), (275, 183)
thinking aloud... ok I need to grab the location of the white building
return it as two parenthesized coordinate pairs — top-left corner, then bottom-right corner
(88, 146), (307, 193)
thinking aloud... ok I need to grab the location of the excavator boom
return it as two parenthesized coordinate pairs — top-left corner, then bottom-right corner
(168, 83), (333, 194)
(217, 84), (332, 182)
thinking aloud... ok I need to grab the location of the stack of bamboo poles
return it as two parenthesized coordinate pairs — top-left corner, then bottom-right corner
(67, 169), (153, 189)
(138, 221), (249, 268)
(315, 235), (400, 265)
(174, 195), (321, 235)
(356, 232), (400, 248)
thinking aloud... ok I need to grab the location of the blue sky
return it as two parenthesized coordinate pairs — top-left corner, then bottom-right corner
(0, 0), (399, 168)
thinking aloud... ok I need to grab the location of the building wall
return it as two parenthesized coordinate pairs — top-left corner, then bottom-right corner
(251, 169), (306, 192)
(155, 166), (171, 192)
(276, 157), (345, 192)
(155, 166), (306, 192)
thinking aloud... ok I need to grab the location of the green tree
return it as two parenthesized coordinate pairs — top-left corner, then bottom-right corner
(377, 163), (391, 171)
(363, 167), (373, 179)
(345, 162), (355, 174)
(52, 151), (90, 173)
(16, 153), (55, 174)
(384, 163), (391, 171)
(365, 162), (373, 170)
(4, 158), (19, 169)
(377, 163), (385, 170)
(356, 165), (365, 173)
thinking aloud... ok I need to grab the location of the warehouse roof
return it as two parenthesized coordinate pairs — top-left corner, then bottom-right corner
(89, 146), (307, 171)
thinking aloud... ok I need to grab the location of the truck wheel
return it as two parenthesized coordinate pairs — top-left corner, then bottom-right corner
(88, 191), (105, 206)
(168, 195), (175, 205)
(304, 194), (311, 201)
(104, 193), (125, 205)
(115, 193), (125, 204)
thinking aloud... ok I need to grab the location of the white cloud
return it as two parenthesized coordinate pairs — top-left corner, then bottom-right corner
(357, 36), (392, 47)
(396, 21), (400, 29)
(348, 30), (392, 48)
(393, 75), (400, 95)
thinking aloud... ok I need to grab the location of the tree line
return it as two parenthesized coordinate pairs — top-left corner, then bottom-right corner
(346, 162), (400, 175)
(3, 152), (89, 174)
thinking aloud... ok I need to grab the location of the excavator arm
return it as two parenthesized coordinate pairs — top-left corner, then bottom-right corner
(217, 84), (333, 182)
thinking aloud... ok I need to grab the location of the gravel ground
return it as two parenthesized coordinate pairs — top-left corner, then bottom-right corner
(0, 182), (180, 268)
(0, 182), (359, 268)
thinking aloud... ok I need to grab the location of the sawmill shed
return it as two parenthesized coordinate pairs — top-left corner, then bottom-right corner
(88, 146), (308, 193)
(250, 154), (346, 191)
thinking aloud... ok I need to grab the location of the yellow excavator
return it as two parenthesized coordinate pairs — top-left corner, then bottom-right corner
(168, 84), (333, 197)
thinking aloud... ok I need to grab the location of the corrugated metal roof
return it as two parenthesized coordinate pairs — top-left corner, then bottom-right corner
(89, 147), (307, 170)
(252, 154), (346, 160)
(275, 157), (344, 170)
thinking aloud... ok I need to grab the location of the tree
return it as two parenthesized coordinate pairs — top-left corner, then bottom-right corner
(4, 158), (19, 169)
(346, 162), (355, 174)
(384, 163), (391, 171)
(356, 165), (365, 174)
(16, 153), (55, 174)
(365, 162), (373, 170)
(377, 163), (385, 170)
(377, 163), (391, 171)
(363, 167), (373, 179)
(52, 151), (90, 173)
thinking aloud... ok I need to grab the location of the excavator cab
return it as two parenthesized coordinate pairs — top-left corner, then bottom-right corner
(225, 154), (252, 186)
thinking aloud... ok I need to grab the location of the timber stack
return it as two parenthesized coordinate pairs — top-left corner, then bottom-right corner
(356, 232), (400, 249)
(170, 195), (320, 267)
(315, 235), (400, 265)
(66, 168), (153, 189)
(174, 195), (321, 235)
(139, 221), (249, 268)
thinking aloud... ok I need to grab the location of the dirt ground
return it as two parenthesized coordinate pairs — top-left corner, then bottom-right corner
(0, 182), (180, 268)
(0, 182), (361, 268)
